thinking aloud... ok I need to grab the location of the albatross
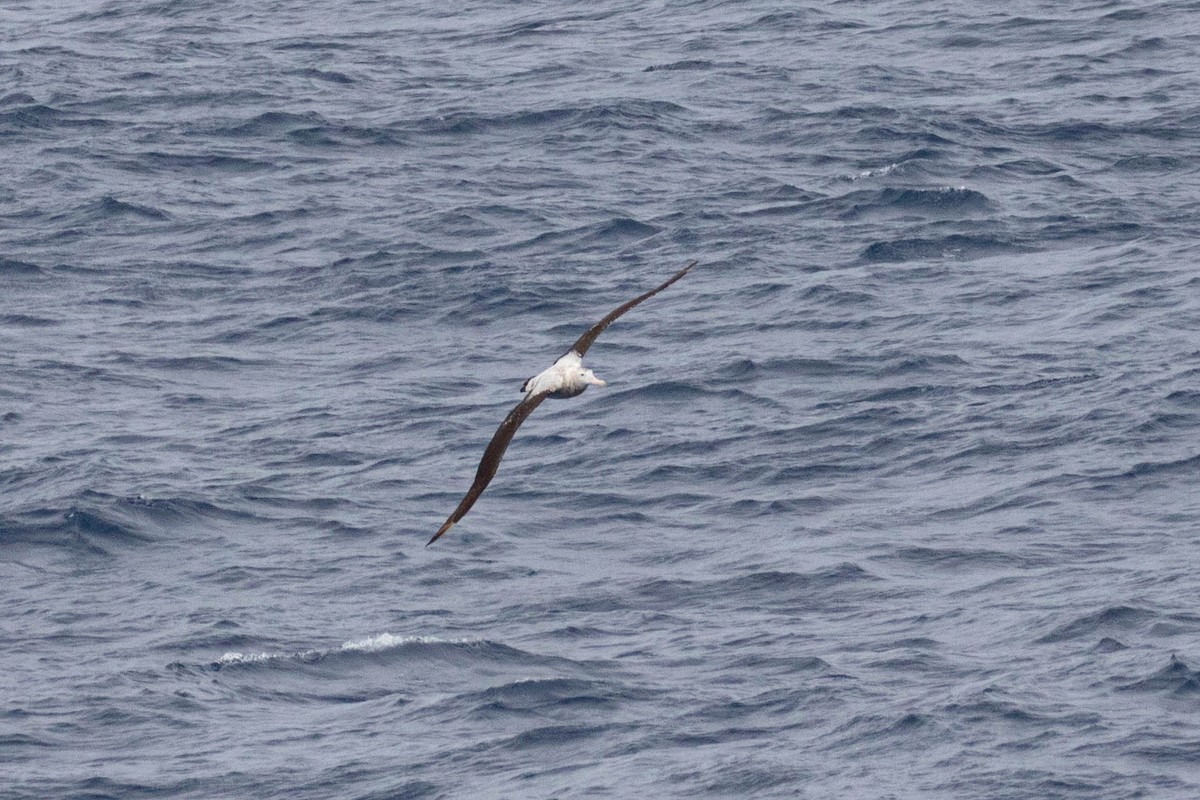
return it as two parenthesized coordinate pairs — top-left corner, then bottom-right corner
(428, 259), (697, 545)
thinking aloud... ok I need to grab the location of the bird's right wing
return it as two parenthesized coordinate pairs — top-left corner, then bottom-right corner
(567, 260), (697, 357)
(428, 391), (549, 545)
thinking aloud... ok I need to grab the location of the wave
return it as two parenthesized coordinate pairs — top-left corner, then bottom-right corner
(129, 151), (274, 173)
(0, 258), (44, 275)
(1, 505), (150, 556)
(1117, 655), (1200, 697)
(764, 187), (995, 222)
(860, 233), (1033, 263)
(495, 216), (661, 254)
(1036, 605), (1158, 644)
(0, 102), (110, 136)
(631, 564), (875, 609)
(643, 59), (720, 72)
(412, 99), (690, 137)
(457, 676), (649, 724)
(289, 68), (354, 85)
(218, 110), (328, 138)
(0, 492), (248, 555)
(134, 354), (268, 371)
(0, 313), (58, 326)
(213, 632), (483, 668)
(94, 195), (169, 220)
(207, 631), (607, 671)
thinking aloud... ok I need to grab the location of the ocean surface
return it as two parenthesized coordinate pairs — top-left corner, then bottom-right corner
(3, 1), (1200, 797)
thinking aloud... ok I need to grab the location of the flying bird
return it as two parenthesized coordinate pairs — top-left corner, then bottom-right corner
(428, 260), (698, 545)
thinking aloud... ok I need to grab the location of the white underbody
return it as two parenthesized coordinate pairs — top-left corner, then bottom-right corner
(522, 351), (606, 399)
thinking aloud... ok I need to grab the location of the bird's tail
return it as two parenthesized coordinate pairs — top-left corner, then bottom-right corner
(427, 520), (454, 546)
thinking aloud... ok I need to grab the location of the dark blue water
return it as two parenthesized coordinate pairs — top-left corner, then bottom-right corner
(4, 1), (1200, 797)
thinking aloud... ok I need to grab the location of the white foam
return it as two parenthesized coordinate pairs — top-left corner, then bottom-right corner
(338, 632), (453, 652)
(217, 632), (481, 666)
(854, 162), (900, 180)
(216, 648), (312, 666)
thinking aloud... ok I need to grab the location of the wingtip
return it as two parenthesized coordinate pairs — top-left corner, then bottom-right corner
(427, 521), (453, 546)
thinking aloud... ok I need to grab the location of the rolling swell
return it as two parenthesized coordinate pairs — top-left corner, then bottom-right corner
(3, 1), (1200, 799)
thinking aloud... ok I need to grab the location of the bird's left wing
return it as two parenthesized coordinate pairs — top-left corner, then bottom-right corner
(428, 391), (549, 545)
(567, 260), (697, 358)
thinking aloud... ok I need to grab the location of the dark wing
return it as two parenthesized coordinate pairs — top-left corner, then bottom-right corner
(428, 392), (549, 545)
(567, 260), (698, 357)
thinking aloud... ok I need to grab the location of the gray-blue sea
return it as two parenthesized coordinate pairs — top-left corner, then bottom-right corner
(4, 1), (1200, 797)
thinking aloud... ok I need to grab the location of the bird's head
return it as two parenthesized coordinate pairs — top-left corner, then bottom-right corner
(580, 368), (607, 388)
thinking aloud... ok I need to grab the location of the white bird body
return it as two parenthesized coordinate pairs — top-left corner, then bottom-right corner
(521, 351), (607, 399)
